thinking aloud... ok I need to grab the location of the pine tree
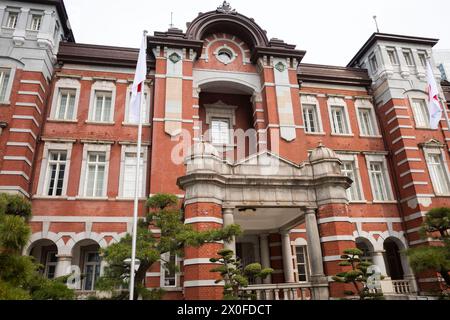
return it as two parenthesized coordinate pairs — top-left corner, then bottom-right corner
(96, 193), (241, 299)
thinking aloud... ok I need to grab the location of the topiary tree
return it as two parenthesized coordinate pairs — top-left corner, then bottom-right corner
(332, 248), (384, 300)
(407, 207), (450, 294)
(96, 193), (241, 299)
(0, 193), (74, 300)
(210, 249), (273, 300)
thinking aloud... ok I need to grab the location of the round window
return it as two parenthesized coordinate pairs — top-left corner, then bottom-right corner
(217, 49), (233, 64)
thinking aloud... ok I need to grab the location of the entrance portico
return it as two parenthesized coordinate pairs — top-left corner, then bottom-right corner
(177, 141), (354, 300)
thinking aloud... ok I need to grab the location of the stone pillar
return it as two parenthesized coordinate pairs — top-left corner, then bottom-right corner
(183, 202), (224, 300)
(400, 251), (419, 293)
(222, 208), (236, 254)
(372, 251), (388, 277)
(281, 231), (294, 283)
(12, 8), (29, 45)
(305, 208), (329, 300)
(55, 254), (72, 278)
(37, 10), (56, 48)
(260, 234), (272, 284)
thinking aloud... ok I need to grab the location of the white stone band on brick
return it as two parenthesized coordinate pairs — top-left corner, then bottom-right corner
(183, 280), (224, 287)
(184, 217), (224, 224)
(320, 236), (355, 243)
(183, 258), (220, 266)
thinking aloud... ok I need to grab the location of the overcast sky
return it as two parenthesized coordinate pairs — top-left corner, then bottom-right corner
(64, 0), (450, 66)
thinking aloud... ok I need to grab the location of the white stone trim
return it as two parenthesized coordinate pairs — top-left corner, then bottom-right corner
(317, 217), (352, 224)
(77, 143), (111, 197)
(392, 136), (416, 145)
(337, 153), (366, 202)
(12, 115), (39, 127)
(394, 147), (419, 156)
(0, 65), (16, 103)
(87, 80), (116, 123)
(397, 158), (422, 166)
(9, 128), (37, 140)
(327, 96), (352, 135)
(20, 79), (45, 93)
(403, 181), (428, 189)
(365, 154), (395, 201)
(49, 78), (81, 121)
(6, 141), (34, 152)
(400, 169), (426, 178)
(323, 255), (342, 262)
(146, 272), (160, 277)
(18, 91), (43, 104)
(301, 94), (324, 133)
(0, 185), (29, 197)
(183, 280), (224, 287)
(183, 258), (220, 266)
(423, 145), (450, 196)
(15, 102), (41, 115)
(384, 106), (408, 116)
(0, 170), (29, 180)
(320, 236), (355, 243)
(355, 98), (380, 136)
(387, 115), (410, 125)
(184, 217), (223, 225)
(118, 144), (148, 198)
(404, 211), (426, 222)
(3, 156), (32, 166)
(389, 125), (413, 134)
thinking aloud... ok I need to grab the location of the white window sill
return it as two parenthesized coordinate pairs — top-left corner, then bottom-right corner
(331, 133), (354, 137)
(372, 200), (397, 204)
(434, 194), (450, 198)
(305, 132), (326, 136)
(115, 197), (147, 201)
(0, 101), (11, 105)
(2, 27), (15, 31)
(161, 286), (182, 292)
(359, 135), (383, 139)
(415, 126), (436, 131)
(75, 196), (108, 201)
(25, 29), (39, 32)
(121, 122), (151, 127)
(348, 200), (368, 204)
(32, 195), (68, 200)
(47, 118), (78, 123)
(85, 121), (115, 125)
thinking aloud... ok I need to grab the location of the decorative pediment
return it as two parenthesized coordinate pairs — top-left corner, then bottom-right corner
(419, 138), (445, 149)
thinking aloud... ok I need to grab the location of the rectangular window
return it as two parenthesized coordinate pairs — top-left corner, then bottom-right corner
(44, 251), (57, 279)
(161, 253), (177, 287)
(302, 104), (319, 133)
(387, 48), (399, 65)
(418, 51), (427, 67)
(369, 162), (390, 201)
(126, 91), (149, 123)
(403, 49), (415, 66)
(45, 151), (67, 197)
(0, 68), (11, 101)
(92, 91), (112, 122)
(358, 108), (376, 136)
(30, 15), (42, 31)
(330, 105), (349, 134)
(295, 246), (308, 282)
(83, 252), (101, 291)
(6, 12), (18, 28)
(427, 153), (450, 195)
(84, 152), (106, 197)
(369, 55), (378, 72)
(411, 98), (430, 128)
(123, 152), (145, 198)
(55, 89), (76, 120)
(341, 161), (362, 201)
(211, 118), (230, 144)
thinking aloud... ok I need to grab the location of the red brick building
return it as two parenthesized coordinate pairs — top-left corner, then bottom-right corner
(1, 0), (449, 300)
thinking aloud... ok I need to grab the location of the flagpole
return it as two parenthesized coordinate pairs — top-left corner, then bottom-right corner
(129, 30), (148, 301)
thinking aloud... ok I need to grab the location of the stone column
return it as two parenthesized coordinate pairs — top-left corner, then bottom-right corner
(281, 231), (294, 283)
(37, 10), (56, 49)
(260, 234), (272, 284)
(400, 251), (419, 293)
(372, 250), (388, 277)
(305, 208), (329, 300)
(222, 208), (236, 254)
(55, 254), (72, 278)
(12, 8), (29, 45)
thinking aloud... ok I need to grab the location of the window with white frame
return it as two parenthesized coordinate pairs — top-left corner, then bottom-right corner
(0, 68), (11, 102)
(425, 150), (450, 195)
(44, 151), (67, 197)
(88, 81), (116, 123)
(403, 49), (415, 66)
(367, 158), (393, 202)
(84, 152), (107, 197)
(55, 89), (76, 120)
(30, 14), (42, 31)
(295, 246), (309, 282)
(50, 78), (80, 121)
(387, 47), (399, 65)
(161, 252), (177, 287)
(341, 160), (363, 201)
(44, 251), (57, 279)
(302, 104), (320, 133)
(121, 150), (146, 198)
(83, 251), (101, 291)
(124, 86), (151, 124)
(369, 54), (378, 73)
(5, 11), (18, 29)
(330, 105), (350, 134)
(418, 51), (427, 67)
(356, 99), (379, 137)
(411, 98), (430, 128)
(211, 118), (231, 144)
(91, 91), (112, 122)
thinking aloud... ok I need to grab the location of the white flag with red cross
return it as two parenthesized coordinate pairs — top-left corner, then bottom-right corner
(426, 60), (443, 129)
(129, 33), (147, 123)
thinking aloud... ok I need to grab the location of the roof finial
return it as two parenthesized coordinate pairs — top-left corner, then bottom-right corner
(373, 15), (380, 33)
(217, 1), (236, 14)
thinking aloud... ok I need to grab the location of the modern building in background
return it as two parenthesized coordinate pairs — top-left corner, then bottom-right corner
(434, 49), (450, 81)
(0, 0), (449, 300)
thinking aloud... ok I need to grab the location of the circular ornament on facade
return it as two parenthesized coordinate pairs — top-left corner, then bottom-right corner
(215, 45), (237, 65)
(169, 52), (181, 64)
(275, 61), (286, 72)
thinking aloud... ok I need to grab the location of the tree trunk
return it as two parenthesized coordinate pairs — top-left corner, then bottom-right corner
(133, 262), (151, 300)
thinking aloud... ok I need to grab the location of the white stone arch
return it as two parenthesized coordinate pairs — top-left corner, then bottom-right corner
(379, 231), (408, 250)
(204, 36), (249, 64)
(352, 230), (378, 251)
(67, 232), (108, 252)
(24, 232), (66, 255)
(294, 237), (308, 246)
(196, 76), (260, 95)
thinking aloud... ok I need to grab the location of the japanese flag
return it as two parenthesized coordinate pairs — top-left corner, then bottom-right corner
(426, 60), (443, 129)
(129, 33), (147, 123)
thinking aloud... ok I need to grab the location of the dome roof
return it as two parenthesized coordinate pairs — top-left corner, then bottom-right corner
(309, 142), (338, 162)
(190, 141), (220, 158)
